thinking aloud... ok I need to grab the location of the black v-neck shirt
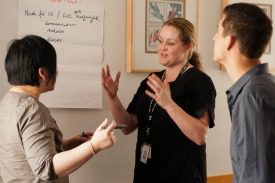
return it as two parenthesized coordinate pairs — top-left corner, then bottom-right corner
(127, 67), (216, 183)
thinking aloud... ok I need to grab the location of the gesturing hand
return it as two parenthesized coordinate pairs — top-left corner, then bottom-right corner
(145, 74), (173, 110)
(101, 64), (121, 99)
(90, 119), (116, 153)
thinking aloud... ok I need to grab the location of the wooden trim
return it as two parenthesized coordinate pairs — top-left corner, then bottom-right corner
(207, 174), (233, 183)
(219, 0), (228, 71)
(126, 0), (133, 72)
(222, 0), (229, 9)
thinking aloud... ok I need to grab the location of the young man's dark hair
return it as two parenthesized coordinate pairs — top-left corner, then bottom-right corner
(5, 35), (57, 86)
(223, 3), (273, 59)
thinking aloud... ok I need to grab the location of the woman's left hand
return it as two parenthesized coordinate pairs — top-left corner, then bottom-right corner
(145, 74), (173, 110)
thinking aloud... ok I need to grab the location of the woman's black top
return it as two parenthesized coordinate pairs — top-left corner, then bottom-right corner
(127, 67), (216, 183)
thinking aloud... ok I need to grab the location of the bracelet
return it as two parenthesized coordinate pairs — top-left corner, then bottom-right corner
(89, 140), (95, 156)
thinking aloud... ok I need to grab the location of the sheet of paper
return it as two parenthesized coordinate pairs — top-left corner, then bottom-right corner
(41, 45), (102, 108)
(19, 0), (104, 108)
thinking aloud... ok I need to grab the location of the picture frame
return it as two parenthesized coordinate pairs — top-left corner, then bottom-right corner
(222, 0), (275, 72)
(145, 0), (185, 53)
(126, 0), (199, 73)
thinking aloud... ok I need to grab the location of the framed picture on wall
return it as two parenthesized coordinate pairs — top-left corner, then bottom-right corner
(126, 0), (199, 73)
(222, 0), (275, 71)
(146, 0), (185, 53)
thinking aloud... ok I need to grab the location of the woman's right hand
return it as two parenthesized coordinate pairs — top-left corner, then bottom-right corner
(101, 64), (121, 99)
(90, 119), (116, 154)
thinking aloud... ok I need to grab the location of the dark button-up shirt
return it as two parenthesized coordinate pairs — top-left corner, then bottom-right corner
(226, 63), (275, 183)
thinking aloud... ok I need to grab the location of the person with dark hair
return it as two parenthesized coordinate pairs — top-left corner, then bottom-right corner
(0, 35), (116, 183)
(102, 17), (216, 183)
(213, 3), (274, 183)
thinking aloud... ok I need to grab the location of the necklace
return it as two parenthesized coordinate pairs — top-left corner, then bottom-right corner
(147, 71), (165, 121)
(179, 61), (190, 76)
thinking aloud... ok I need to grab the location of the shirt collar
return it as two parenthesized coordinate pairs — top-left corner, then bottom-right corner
(226, 63), (269, 98)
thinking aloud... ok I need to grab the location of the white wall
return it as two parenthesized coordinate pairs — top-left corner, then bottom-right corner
(0, 0), (233, 182)
(199, 0), (233, 175)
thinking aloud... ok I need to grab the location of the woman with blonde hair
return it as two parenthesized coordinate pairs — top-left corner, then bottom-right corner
(102, 18), (216, 183)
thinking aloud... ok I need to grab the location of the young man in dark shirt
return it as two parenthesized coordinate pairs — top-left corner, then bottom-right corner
(213, 3), (275, 183)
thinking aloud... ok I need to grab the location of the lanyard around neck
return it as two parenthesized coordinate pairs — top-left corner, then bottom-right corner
(146, 61), (190, 137)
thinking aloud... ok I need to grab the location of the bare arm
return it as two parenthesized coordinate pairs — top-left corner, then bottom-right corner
(53, 140), (95, 177)
(164, 101), (209, 145)
(53, 119), (116, 177)
(102, 64), (138, 135)
(108, 96), (137, 134)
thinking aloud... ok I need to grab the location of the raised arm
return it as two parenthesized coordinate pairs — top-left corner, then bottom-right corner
(101, 64), (138, 135)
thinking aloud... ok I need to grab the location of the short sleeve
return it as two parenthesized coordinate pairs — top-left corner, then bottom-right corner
(127, 76), (150, 114)
(17, 98), (58, 181)
(184, 72), (216, 128)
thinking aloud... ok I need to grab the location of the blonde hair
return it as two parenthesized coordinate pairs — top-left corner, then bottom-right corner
(162, 18), (202, 70)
